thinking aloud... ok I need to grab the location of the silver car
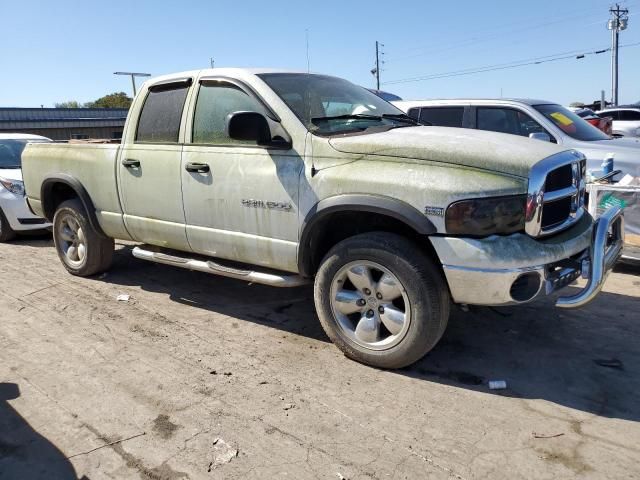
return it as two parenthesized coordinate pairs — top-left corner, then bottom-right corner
(394, 99), (640, 178)
(0, 133), (52, 241)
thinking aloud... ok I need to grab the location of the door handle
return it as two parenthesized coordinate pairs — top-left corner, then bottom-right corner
(185, 162), (210, 173)
(122, 158), (141, 168)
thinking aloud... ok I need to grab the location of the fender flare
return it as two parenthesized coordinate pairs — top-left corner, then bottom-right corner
(40, 174), (107, 238)
(297, 194), (436, 276)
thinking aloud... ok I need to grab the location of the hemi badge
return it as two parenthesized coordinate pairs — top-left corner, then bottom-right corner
(424, 206), (444, 217)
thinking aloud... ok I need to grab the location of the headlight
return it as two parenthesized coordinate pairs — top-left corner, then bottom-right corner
(445, 195), (526, 235)
(0, 177), (25, 196)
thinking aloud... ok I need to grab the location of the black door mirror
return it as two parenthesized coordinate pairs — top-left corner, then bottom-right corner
(226, 111), (271, 144)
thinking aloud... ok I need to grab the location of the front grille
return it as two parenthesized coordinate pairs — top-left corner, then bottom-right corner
(545, 164), (572, 191)
(525, 151), (586, 237)
(541, 197), (572, 229)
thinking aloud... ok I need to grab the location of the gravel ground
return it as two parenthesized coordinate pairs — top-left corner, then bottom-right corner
(0, 236), (639, 480)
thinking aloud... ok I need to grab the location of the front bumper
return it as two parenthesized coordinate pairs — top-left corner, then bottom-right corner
(430, 207), (624, 308)
(0, 189), (51, 231)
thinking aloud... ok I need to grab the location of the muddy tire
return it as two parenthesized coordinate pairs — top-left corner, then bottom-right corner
(0, 208), (17, 242)
(314, 232), (450, 369)
(53, 199), (114, 276)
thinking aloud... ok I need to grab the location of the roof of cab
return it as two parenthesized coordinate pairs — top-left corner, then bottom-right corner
(143, 68), (315, 88)
(393, 98), (557, 108)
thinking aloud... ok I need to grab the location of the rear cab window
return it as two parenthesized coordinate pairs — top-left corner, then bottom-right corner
(136, 80), (191, 143)
(419, 107), (464, 127)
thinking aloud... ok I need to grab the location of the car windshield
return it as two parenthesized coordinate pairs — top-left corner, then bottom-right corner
(258, 73), (414, 135)
(534, 104), (610, 141)
(0, 140), (32, 168)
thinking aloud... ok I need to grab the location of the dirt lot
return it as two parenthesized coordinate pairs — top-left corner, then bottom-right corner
(0, 236), (639, 480)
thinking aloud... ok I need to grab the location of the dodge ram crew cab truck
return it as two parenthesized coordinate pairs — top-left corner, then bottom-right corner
(22, 69), (624, 369)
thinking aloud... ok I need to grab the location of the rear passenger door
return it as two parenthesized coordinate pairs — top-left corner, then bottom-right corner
(117, 78), (192, 250)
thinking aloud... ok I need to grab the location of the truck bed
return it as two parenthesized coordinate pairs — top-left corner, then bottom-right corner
(22, 142), (124, 235)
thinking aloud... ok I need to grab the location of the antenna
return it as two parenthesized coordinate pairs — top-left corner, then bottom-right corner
(305, 29), (310, 73)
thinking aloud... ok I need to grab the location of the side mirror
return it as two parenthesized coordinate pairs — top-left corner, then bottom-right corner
(529, 132), (551, 142)
(226, 111), (271, 144)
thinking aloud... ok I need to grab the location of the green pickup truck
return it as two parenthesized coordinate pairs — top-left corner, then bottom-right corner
(21, 68), (624, 368)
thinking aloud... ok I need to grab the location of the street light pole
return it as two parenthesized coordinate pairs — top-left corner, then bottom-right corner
(114, 72), (152, 98)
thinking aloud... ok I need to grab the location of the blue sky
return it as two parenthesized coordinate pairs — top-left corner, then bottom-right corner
(2, 0), (639, 107)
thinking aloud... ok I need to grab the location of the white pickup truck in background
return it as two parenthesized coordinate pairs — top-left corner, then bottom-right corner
(394, 99), (640, 178)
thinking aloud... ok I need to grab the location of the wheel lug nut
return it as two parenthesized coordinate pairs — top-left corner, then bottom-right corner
(378, 306), (385, 314)
(366, 310), (374, 318)
(364, 288), (371, 295)
(356, 299), (366, 307)
(376, 292), (383, 300)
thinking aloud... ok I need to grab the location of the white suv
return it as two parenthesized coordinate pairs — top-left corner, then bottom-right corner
(597, 106), (640, 137)
(0, 133), (52, 241)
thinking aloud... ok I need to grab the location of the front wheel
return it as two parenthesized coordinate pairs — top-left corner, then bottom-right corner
(314, 232), (450, 369)
(53, 199), (114, 276)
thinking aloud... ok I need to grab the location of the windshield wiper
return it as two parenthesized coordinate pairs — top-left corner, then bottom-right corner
(382, 113), (420, 125)
(311, 114), (384, 123)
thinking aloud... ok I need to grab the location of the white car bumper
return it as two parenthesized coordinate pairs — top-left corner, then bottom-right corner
(0, 188), (51, 231)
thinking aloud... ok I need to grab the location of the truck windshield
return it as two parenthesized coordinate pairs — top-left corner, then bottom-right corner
(0, 140), (31, 168)
(533, 104), (610, 141)
(258, 73), (415, 135)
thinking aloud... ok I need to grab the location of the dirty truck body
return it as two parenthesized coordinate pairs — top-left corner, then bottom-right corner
(22, 69), (624, 368)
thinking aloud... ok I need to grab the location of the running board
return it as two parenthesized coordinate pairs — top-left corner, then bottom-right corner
(132, 246), (309, 288)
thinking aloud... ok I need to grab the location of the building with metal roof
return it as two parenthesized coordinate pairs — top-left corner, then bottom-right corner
(0, 108), (128, 141)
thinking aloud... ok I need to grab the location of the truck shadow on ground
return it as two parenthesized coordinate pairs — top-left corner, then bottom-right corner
(97, 245), (640, 424)
(0, 383), (84, 480)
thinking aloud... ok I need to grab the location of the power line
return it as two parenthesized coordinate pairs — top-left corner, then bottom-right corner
(385, 2), (639, 63)
(382, 41), (640, 86)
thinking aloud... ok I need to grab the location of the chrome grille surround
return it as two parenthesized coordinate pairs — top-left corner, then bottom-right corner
(525, 150), (587, 237)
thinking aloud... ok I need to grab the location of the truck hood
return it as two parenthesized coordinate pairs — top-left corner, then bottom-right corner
(0, 168), (22, 181)
(328, 126), (565, 178)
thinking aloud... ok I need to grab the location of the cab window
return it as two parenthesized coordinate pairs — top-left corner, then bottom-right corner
(419, 107), (464, 127)
(192, 82), (266, 145)
(136, 83), (190, 143)
(476, 107), (549, 138)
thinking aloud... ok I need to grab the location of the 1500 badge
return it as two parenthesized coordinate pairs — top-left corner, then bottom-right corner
(242, 199), (293, 211)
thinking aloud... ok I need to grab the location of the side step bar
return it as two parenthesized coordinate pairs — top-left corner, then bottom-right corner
(132, 246), (310, 288)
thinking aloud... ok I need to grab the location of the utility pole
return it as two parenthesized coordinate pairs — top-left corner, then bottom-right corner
(607, 4), (629, 106)
(210, 57), (215, 68)
(371, 41), (384, 90)
(114, 72), (151, 97)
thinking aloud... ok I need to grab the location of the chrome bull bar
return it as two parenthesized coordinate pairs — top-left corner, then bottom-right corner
(556, 206), (625, 308)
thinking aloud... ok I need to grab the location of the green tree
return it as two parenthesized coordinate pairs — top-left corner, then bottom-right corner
(85, 92), (132, 109)
(55, 100), (81, 108)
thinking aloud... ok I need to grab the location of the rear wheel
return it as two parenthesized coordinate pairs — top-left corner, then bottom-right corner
(314, 232), (450, 369)
(0, 208), (17, 242)
(53, 199), (114, 276)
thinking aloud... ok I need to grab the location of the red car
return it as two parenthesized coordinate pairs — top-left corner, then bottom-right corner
(571, 108), (613, 136)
